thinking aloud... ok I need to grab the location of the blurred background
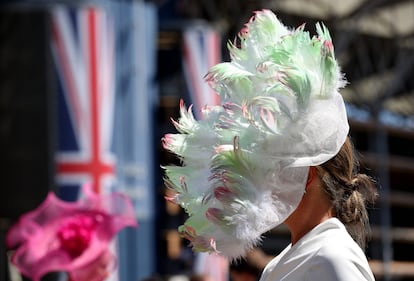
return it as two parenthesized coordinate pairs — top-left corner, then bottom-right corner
(0, 0), (413, 280)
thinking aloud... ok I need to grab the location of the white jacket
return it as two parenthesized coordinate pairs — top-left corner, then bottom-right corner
(259, 218), (375, 281)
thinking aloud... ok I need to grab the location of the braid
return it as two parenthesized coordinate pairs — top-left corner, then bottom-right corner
(317, 137), (378, 249)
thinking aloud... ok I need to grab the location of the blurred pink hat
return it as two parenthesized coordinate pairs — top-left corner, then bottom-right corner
(6, 184), (137, 281)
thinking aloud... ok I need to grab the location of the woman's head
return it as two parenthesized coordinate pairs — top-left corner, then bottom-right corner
(316, 137), (378, 249)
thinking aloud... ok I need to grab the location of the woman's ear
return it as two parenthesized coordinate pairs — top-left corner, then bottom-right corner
(306, 166), (317, 189)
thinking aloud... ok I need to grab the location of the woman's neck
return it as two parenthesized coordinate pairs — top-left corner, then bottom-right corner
(284, 175), (334, 245)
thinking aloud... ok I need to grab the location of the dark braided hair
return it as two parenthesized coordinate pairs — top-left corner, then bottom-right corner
(316, 137), (378, 249)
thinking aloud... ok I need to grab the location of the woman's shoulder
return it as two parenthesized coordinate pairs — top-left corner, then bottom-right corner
(313, 218), (367, 259)
(308, 219), (375, 280)
(310, 242), (375, 281)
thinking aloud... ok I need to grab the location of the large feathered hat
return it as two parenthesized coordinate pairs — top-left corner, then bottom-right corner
(162, 9), (349, 260)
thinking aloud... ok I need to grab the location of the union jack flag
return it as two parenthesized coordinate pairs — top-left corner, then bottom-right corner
(182, 24), (221, 118)
(51, 6), (116, 199)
